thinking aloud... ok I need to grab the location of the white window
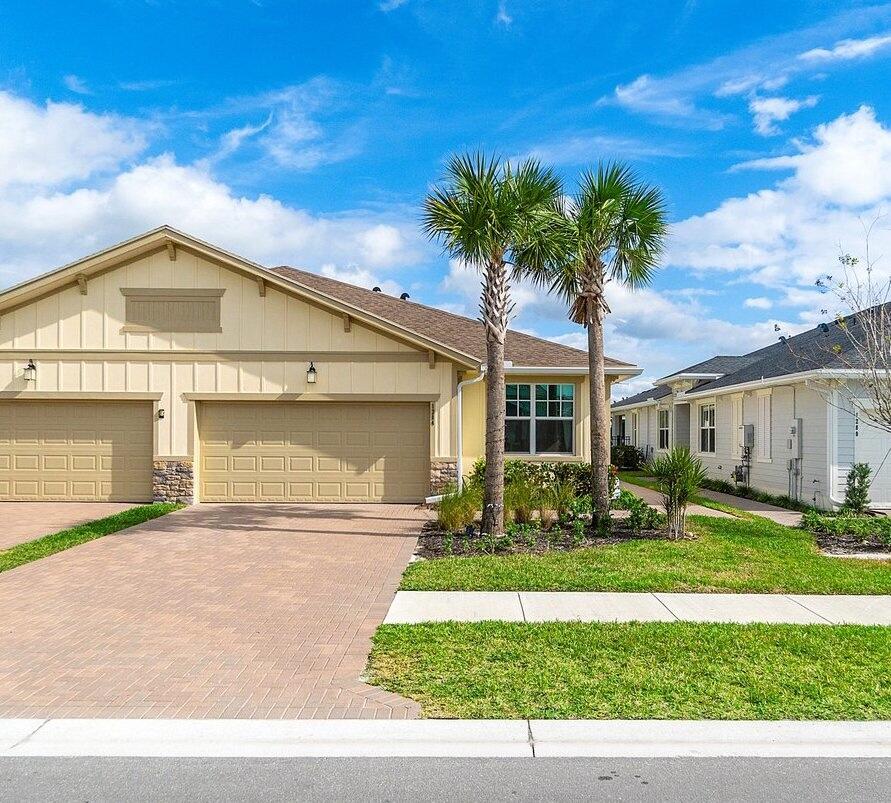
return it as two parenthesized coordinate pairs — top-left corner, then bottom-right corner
(699, 403), (716, 453)
(658, 409), (670, 450)
(631, 411), (639, 446)
(731, 395), (743, 457)
(757, 392), (772, 461)
(505, 383), (574, 454)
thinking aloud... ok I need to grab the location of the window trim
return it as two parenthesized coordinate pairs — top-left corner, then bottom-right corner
(756, 389), (772, 463)
(505, 382), (576, 456)
(657, 408), (670, 450)
(697, 400), (717, 455)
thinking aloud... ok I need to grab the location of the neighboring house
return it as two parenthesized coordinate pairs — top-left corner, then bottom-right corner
(612, 313), (891, 510)
(0, 227), (639, 504)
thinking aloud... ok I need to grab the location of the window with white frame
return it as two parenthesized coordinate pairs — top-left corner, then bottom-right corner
(757, 392), (772, 460)
(658, 409), (670, 449)
(699, 402), (716, 453)
(631, 411), (639, 445)
(505, 383), (574, 454)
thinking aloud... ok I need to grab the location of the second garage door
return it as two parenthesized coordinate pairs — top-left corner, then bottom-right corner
(0, 400), (153, 501)
(198, 401), (430, 502)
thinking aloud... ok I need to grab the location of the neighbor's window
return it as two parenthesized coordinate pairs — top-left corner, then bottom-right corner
(505, 383), (574, 454)
(699, 402), (716, 453)
(658, 409), (670, 449)
(757, 392), (772, 460)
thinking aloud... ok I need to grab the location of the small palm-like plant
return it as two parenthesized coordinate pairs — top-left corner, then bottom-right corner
(646, 448), (706, 540)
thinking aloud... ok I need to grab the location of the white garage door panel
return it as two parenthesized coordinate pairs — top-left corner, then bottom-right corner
(198, 402), (430, 502)
(0, 401), (153, 501)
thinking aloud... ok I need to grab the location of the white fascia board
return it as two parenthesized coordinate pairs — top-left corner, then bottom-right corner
(611, 398), (660, 412)
(681, 369), (866, 399)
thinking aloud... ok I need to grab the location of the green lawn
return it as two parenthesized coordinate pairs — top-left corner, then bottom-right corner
(0, 503), (182, 574)
(401, 514), (891, 593)
(369, 621), (891, 720)
(619, 470), (745, 516)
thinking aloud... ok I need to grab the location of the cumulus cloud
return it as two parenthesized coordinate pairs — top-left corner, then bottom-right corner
(745, 297), (773, 309)
(63, 74), (91, 95)
(670, 106), (891, 310)
(0, 91), (146, 188)
(799, 33), (891, 62)
(749, 95), (818, 136)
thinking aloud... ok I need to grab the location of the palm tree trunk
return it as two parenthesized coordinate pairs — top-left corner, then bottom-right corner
(587, 301), (610, 520)
(480, 256), (508, 535)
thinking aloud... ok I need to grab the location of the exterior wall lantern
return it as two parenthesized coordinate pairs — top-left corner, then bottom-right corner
(23, 359), (37, 382)
(306, 362), (317, 384)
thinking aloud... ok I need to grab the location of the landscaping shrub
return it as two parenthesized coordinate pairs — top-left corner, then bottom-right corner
(612, 488), (640, 510)
(543, 479), (576, 524)
(800, 509), (891, 545)
(504, 478), (539, 525)
(624, 495), (665, 533)
(610, 443), (644, 469)
(436, 484), (481, 532)
(646, 448), (707, 539)
(843, 463), (872, 514)
(469, 458), (594, 497)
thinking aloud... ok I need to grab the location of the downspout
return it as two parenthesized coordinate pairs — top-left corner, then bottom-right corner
(424, 364), (486, 504)
(456, 365), (487, 492)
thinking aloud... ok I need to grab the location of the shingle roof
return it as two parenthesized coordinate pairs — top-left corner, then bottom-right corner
(272, 266), (636, 370)
(690, 309), (880, 393)
(664, 354), (764, 377)
(611, 384), (673, 409)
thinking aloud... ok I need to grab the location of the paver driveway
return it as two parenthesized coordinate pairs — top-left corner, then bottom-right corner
(0, 502), (138, 551)
(0, 504), (429, 719)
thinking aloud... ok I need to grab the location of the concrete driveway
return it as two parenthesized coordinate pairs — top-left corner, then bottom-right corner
(0, 502), (139, 551)
(0, 504), (429, 719)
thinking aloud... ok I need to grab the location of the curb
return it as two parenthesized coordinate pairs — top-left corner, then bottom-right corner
(1, 719), (889, 758)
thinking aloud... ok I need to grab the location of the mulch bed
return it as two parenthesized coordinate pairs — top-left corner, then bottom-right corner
(415, 519), (671, 559)
(812, 531), (891, 555)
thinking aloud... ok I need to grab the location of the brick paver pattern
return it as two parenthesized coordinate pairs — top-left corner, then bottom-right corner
(0, 502), (138, 551)
(0, 503), (428, 719)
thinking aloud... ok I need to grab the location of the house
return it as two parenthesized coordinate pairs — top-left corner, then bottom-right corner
(612, 312), (891, 510)
(0, 226), (640, 504)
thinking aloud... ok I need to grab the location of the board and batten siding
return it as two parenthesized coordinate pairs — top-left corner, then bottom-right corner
(691, 383), (829, 506)
(0, 248), (457, 460)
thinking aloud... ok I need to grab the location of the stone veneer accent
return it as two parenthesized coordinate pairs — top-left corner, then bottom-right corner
(152, 459), (194, 504)
(430, 459), (459, 494)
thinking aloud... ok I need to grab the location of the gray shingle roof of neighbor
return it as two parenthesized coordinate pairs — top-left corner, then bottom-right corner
(272, 266), (637, 370)
(663, 354), (765, 377)
(691, 307), (881, 393)
(611, 384), (673, 409)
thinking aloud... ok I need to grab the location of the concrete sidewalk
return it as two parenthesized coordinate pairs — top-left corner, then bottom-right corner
(1, 718), (889, 757)
(619, 481), (734, 519)
(384, 591), (891, 625)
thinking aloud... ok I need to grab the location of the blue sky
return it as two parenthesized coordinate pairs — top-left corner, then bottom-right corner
(2, 1), (891, 395)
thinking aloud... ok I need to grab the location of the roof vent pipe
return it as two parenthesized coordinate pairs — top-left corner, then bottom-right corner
(372, 286), (381, 292)
(818, 323), (830, 333)
(400, 292), (410, 300)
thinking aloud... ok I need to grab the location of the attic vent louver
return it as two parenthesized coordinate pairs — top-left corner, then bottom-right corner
(400, 292), (410, 300)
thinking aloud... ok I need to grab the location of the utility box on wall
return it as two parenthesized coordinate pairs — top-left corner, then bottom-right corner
(787, 418), (803, 457)
(742, 424), (755, 449)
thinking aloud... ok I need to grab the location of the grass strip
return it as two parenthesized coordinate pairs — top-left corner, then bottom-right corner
(369, 620), (891, 720)
(0, 503), (182, 574)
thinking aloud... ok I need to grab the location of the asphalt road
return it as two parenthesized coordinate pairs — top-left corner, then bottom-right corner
(1, 757), (889, 802)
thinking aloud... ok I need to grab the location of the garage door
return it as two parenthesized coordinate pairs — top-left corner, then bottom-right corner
(198, 402), (430, 502)
(0, 401), (153, 501)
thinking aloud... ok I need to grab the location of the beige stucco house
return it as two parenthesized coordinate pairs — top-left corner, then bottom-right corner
(0, 227), (639, 504)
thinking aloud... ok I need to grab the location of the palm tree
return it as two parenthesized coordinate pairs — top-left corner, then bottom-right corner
(423, 153), (564, 535)
(525, 162), (667, 520)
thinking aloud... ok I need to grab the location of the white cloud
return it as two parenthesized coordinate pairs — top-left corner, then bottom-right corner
(669, 106), (891, 318)
(495, 1), (512, 26)
(63, 74), (91, 95)
(749, 95), (818, 136)
(379, 0), (408, 10)
(609, 75), (729, 130)
(318, 264), (402, 296)
(799, 33), (891, 62)
(745, 297), (773, 309)
(520, 132), (684, 165)
(118, 79), (177, 92)
(0, 91), (146, 189)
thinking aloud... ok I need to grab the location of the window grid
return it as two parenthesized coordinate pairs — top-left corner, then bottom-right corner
(699, 403), (716, 454)
(505, 383), (574, 455)
(658, 409), (670, 450)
